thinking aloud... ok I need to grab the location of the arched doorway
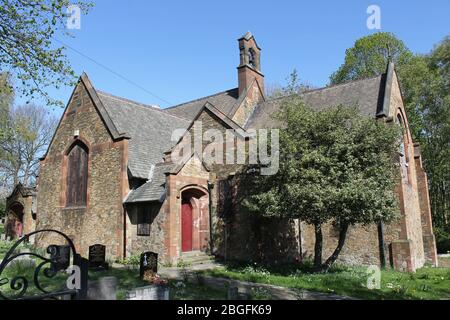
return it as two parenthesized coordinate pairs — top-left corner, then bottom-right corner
(180, 187), (209, 253)
(6, 202), (24, 239)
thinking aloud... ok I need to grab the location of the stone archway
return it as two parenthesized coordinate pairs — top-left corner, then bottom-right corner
(6, 202), (24, 239)
(180, 187), (209, 253)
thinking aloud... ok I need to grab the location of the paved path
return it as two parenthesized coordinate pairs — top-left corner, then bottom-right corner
(158, 263), (355, 300)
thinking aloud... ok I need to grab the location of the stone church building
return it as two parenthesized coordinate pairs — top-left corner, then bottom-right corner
(35, 32), (437, 272)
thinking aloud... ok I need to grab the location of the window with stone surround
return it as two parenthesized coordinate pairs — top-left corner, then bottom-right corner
(137, 205), (157, 236)
(66, 141), (88, 207)
(396, 114), (409, 183)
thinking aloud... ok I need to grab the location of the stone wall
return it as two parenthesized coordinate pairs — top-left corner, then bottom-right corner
(36, 81), (126, 260)
(232, 81), (264, 127)
(124, 202), (167, 259)
(385, 72), (426, 271)
(300, 222), (381, 266)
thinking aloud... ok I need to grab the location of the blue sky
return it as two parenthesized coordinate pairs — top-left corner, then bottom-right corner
(19, 0), (450, 116)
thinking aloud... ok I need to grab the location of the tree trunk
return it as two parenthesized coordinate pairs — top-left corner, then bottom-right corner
(322, 223), (349, 271)
(313, 223), (323, 270)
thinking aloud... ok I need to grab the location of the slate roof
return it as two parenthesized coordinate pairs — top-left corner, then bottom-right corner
(163, 88), (239, 121)
(124, 162), (174, 203)
(57, 64), (394, 204)
(246, 74), (386, 129)
(96, 91), (190, 179)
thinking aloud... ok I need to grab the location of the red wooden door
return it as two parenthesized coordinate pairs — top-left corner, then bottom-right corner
(181, 202), (193, 252)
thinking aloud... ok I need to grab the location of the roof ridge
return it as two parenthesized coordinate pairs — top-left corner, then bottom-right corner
(163, 88), (238, 110)
(97, 90), (158, 109)
(97, 90), (190, 124)
(266, 74), (382, 103)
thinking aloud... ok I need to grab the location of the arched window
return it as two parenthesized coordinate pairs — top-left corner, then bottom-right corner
(66, 141), (88, 207)
(396, 114), (409, 182)
(248, 48), (256, 68)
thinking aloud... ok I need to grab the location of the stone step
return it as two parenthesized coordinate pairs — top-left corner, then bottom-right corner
(180, 250), (206, 258)
(180, 252), (215, 265)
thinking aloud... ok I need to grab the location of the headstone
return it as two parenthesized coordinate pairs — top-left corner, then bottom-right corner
(227, 286), (239, 300)
(140, 251), (158, 280)
(125, 284), (169, 300)
(0, 234), (5, 241)
(54, 245), (71, 271)
(88, 244), (107, 270)
(87, 276), (117, 300)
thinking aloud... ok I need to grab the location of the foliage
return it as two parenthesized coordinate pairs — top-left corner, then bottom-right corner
(435, 226), (450, 254)
(0, 103), (57, 188)
(202, 263), (450, 300)
(240, 97), (401, 269)
(330, 32), (413, 85)
(115, 254), (141, 266)
(0, 0), (92, 106)
(0, 198), (5, 219)
(266, 68), (314, 98)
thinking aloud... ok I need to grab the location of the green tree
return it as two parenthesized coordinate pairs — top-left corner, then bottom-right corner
(330, 32), (450, 246)
(421, 37), (450, 233)
(0, 198), (5, 220)
(330, 32), (413, 85)
(0, 0), (92, 106)
(241, 97), (401, 270)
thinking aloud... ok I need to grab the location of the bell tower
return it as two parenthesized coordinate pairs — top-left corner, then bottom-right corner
(237, 32), (264, 97)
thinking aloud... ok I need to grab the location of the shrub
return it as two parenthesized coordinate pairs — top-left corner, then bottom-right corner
(116, 254), (140, 265)
(435, 227), (450, 254)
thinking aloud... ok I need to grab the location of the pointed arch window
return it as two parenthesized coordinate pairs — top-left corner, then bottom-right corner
(396, 115), (409, 182)
(66, 141), (88, 207)
(248, 48), (256, 68)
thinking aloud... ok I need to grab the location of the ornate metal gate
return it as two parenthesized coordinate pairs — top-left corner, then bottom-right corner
(0, 229), (88, 300)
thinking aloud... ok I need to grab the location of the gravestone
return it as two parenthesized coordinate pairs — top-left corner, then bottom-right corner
(88, 244), (107, 270)
(52, 245), (71, 271)
(140, 251), (158, 280)
(125, 284), (169, 300)
(87, 276), (117, 300)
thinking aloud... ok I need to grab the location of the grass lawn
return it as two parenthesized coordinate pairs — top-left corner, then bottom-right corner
(88, 268), (227, 300)
(200, 262), (450, 300)
(0, 239), (228, 300)
(0, 260), (228, 300)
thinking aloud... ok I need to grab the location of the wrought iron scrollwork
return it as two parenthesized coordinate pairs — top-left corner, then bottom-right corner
(0, 229), (87, 300)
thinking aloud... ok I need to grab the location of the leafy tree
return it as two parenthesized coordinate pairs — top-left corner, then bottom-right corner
(421, 37), (450, 237)
(0, 104), (57, 188)
(240, 96), (401, 270)
(0, 0), (92, 106)
(330, 32), (450, 246)
(0, 198), (5, 219)
(330, 32), (413, 85)
(266, 69), (314, 98)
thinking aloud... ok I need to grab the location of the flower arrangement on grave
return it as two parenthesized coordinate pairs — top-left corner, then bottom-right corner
(143, 270), (168, 285)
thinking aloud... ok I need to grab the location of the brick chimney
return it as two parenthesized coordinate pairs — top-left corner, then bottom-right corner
(237, 32), (264, 96)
